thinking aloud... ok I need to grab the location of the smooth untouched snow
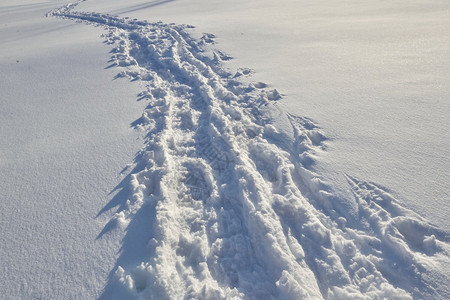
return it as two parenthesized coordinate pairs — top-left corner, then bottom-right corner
(1, 0), (449, 299)
(0, 1), (145, 298)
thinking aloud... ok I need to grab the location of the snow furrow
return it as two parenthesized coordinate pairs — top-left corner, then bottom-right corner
(50, 2), (450, 299)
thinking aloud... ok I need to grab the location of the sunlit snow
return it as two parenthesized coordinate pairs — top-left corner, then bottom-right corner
(1, 0), (449, 299)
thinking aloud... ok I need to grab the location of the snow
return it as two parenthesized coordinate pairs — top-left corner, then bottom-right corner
(1, 0), (449, 299)
(76, 0), (450, 231)
(0, 1), (145, 298)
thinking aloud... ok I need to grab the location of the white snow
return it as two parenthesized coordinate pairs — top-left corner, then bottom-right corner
(1, 0), (449, 299)
(0, 1), (145, 298)
(76, 0), (450, 231)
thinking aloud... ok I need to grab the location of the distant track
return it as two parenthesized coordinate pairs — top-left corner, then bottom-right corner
(49, 2), (450, 299)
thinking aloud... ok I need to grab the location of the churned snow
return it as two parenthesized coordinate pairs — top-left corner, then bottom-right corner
(1, 0), (449, 299)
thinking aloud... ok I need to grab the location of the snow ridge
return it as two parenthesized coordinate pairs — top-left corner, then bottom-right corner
(50, 2), (450, 299)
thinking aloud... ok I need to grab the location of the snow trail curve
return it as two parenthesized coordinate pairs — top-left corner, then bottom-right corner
(49, 2), (450, 299)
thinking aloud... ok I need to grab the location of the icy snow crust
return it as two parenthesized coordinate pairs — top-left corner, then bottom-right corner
(48, 1), (450, 299)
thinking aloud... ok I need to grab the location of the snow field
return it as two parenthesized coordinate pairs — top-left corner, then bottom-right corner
(0, 1), (148, 298)
(48, 2), (450, 299)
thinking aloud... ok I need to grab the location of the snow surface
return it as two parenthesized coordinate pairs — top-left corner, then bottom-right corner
(0, 1), (145, 298)
(77, 0), (450, 232)
(1, 0), (449, 299)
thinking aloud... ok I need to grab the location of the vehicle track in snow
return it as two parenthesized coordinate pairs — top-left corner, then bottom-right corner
(49, 2), (450, 299)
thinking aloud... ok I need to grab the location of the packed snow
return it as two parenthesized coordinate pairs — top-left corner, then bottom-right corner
(1, 0), (449, 299)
